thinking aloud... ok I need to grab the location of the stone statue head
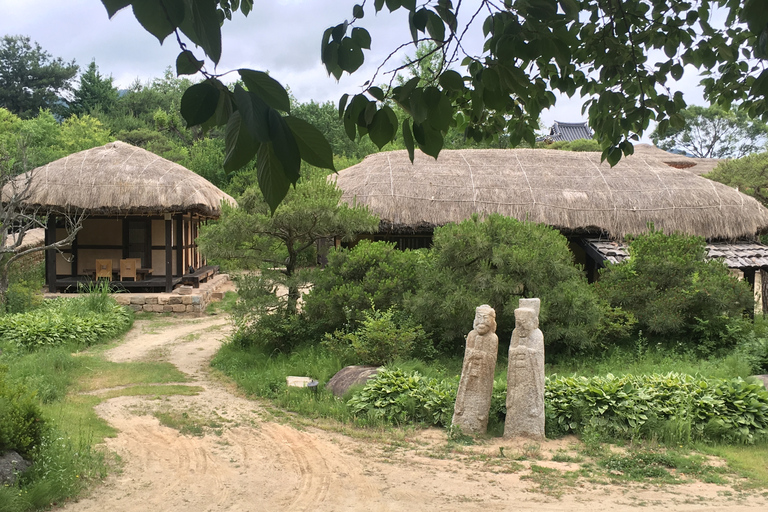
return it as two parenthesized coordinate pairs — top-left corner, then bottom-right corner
(473, 305), (497, 335)
(514, 307), (538, 335)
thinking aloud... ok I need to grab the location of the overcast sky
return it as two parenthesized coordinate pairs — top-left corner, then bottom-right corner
(2, 0), (709, 136)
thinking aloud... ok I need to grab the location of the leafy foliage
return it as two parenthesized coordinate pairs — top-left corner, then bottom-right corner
(651, 105), (768, 158)
(546, 373), (768, 444)
(321, 305), (433, 365)
(0, 365), (47, 456)
(405, 214), (605, 354)
(303, 240), (424, 334)
(106, 0), (768, 209)
(198, 173), (379, 314)
(705, 151), (768, 208)
(596, 230), (754, 352)
(69, 60), (119, 116)
(0, 35), (78, 118)
(0, 296), (133, 350)
(347, 368), (455, 426)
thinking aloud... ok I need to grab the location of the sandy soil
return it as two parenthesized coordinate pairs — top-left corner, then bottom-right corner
(61, 314), (768, 512)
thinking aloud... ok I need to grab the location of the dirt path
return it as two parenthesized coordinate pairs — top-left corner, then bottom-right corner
(62, 316), (768, 512)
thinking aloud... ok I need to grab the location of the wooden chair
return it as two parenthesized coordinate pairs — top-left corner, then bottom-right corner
(120, 258), (137, 281)
(95, 259), (113, 280)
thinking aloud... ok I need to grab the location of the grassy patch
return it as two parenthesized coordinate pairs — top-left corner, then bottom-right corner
(701, 443), (768, 488)
(153, 408), (225, 437)
(72, 359), (189, 392)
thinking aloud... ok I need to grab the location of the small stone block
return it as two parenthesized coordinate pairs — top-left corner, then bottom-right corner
(169, 296), (182, 305)
(172, 304), (186, 312)
(130, 296), (146, 305)
(163, 305), (174, 312)
(130, 304), (143, 312)
(177, 285), (193, 295)
(114, 296), (130, 305)
(191, 296), (201, 305)
(145, 297), (158, 305)
(182, 296), (192, 305)
(286, 376), (314, 388)
(212, 292), (224, 300)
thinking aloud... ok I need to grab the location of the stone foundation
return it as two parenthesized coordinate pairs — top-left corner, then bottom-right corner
(45, 274), (231, 315)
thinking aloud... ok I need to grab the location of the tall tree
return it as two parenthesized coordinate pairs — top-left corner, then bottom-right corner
(0, 35), (78, 118)
(102, 0), (768, 210)
(69, 61), (119, 116)
(652, 105), (768, 158)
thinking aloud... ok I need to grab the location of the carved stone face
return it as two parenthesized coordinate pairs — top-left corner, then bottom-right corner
(515, 308), (537, 335)
(473, 306), (495, 335)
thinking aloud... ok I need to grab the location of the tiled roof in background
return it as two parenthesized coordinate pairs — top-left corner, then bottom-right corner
(584, 238), (768, 269)
(546, 121), (593, 142)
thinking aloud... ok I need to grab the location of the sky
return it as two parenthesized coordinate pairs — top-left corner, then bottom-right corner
(1, 0), (710, 137)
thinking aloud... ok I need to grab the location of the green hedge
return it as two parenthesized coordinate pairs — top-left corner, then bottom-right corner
(347, 369), (768, 444)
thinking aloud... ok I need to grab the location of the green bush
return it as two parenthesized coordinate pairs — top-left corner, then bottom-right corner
(347, 368), (456, 426)
(405, 214), (606, 354)
(321, 305), (434, 365)
(546, 373), (768, 444)
(0, 296), (133, 350)
(596, 230), (754, 353)
(0, 366), (47, 456)
(231, 310), (316, 354)
(303, 240), (425, 335)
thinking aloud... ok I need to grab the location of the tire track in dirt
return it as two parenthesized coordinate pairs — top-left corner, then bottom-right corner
(61, 315), (768, 512)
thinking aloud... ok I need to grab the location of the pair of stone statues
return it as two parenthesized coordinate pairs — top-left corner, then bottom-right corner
(451, 299), (544, 438)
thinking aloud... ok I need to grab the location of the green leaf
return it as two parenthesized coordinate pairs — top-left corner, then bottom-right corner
(402, 119), (415, 162)
(180, 81), (220, 126)
(369, 106), (397, 149)
(267, 110), (301, 184)
(338, 38), (365, 73)
(426, 11), (445, 42)
(239, 69), (291, 113)
(131, 0), (183, 43)
(353, 4), (364, 18)
(176, 50), (204, 76)
(351, 27), (371, 50)
(412, 121), (443, 158)
(188, 0), (222, 64)
(201, 87), (234, 131)
(439, 70), (464, 92)
(423, 87), (452, 131)
(101, 0), (131, 18)
(751, 69), (768, 98)
(339, 93), (349, 118)
(233, 85), (270, 142)
(743, 0), (768, 34)
(257, 143), (292, 214)
(368, 86), (385, 101)
(284, 116), (336, 171)
(223, 111), (258, 172)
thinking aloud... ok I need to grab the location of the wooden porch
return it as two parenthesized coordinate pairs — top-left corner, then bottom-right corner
(51, 275), (185, 293)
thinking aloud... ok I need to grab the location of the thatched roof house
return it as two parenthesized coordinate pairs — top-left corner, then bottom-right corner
(5, 141), (235, 293)
(11, 140), (234, 217)
(333, 148), (768, 289)
(334, 148), (767, 240)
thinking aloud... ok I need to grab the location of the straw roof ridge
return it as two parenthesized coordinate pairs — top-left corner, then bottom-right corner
(332, 148), (768, 240)
(4, 141), (236, 218)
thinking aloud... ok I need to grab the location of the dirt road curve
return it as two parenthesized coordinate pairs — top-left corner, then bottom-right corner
(62, 315), (768, 512)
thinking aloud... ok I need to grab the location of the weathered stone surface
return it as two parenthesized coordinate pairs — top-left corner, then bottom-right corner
(192, 296), (201, 305)
(0, 451), (32, 485)
(177, 285), (193, 295)
(168, 296), (183, 305)
(130, 304), (143, 312)
(182, 296), (192, 305)
(326, 365), (380, 397)
(212, 292), (224, 300)
(163, 305), (174, 312)
(130, 295), (146, 305)
(504, 300), (545, 440)
(145, 297), (158, 305)
(114, 295), (130, 305)
(452, 305), (499, 435)
(172, 304), (186, 312)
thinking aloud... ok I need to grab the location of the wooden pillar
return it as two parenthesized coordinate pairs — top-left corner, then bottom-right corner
(165, 213), (173, 293)
(175, 214), (184, 276)
(45, 215), (57, 292)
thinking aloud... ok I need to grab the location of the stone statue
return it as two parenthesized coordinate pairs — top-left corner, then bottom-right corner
(452, 305), (499, 434)
(504, 299), (545, 439)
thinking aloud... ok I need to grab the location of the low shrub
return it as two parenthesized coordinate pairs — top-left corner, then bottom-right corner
(304, 240), (425, 335)
(0, 296), (133, 350)
(347, 368), (456, 426)
(546, 373), (768, 444)
(349, 368), (768, 444)
(321, 306), (434, 365)
(0, 366), (47, 456)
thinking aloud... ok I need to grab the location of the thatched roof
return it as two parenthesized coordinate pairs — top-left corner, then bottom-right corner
(332, 148), (768, 240)
(4, 141), (235, 218)
(631, 144), (723, 176)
